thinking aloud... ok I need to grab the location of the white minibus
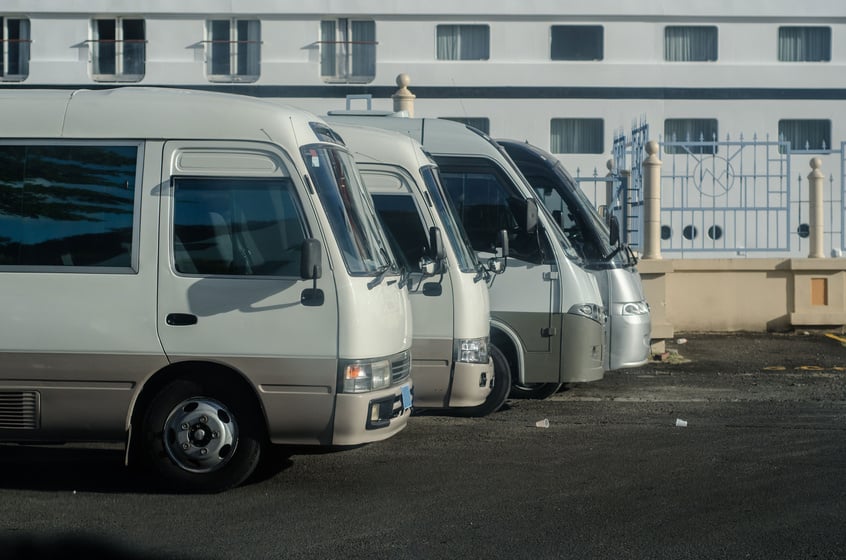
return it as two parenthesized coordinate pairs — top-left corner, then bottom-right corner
(326, 114), (606, 399)
(498, 139), (651, 370)
(333, 123), (510, 416)
(0, 88), (413, 492)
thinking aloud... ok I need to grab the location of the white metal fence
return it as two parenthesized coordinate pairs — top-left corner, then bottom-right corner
(577, 123), (845, 259)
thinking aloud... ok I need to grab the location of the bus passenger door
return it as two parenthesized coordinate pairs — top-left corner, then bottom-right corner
(438, 159), (556, 358)
(156, 142), (339, 445)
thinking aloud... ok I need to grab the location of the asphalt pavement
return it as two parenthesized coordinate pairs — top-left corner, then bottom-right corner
(1, 331), (845, 559)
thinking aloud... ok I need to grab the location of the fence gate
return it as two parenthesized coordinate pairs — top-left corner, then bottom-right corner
(657, 134), (792, 257)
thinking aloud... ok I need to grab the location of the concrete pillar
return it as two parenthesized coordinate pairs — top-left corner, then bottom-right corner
(642, 140), (662, 260)
(392, 73), (416, 117)
(808, 157), (825, 258)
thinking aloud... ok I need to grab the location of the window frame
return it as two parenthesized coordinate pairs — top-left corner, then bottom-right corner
(319, 18), (377, 84)
(778, 119), (832, 153)
(663, 118), (719, 155)
(0, 140), (144, 273)
(89, 17), (146, 82)
(436, 24), (490, 61)
(440, 117), (491, 135)
(371, 192), (430, 274)
(663, 25), (719, 62)
(550, 118), (605, 155)
(205, 18), (261, 83)
(778, 26), (831, 62)
(1, 16), (30, 81)
(550, 25), (604, 61)
(171, 175), (310, 278)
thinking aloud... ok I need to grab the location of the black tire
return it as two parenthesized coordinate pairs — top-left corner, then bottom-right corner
(452, 344), (511, 417)
(136, 376), (264, 493)
(509, 380), (563, 400)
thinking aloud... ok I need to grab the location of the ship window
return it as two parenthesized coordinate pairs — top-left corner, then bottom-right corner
(550, 25), (604, 61)
(320, 19), (376, 84)
(1, 17), (30, 81)
(205, 19), (260, 83)
(550, 119), (604, 154)
(778, 120), (831, 153)
(440, 117), (490, 135)
(664, 26), (718, 62)
(778, 27), (831, 62)
(436, 25), (489, 61)
(663, 119), (718, 155)
(90, 18), (145, 82)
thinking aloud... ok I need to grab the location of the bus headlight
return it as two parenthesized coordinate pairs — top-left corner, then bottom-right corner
(569, 303), (605, 323)
(621, 301), (650, 316)
(455, 337), (489, 364)
(340, 359), (392, 393)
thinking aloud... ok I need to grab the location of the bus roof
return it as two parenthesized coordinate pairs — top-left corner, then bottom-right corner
(0, 87), (327, 146)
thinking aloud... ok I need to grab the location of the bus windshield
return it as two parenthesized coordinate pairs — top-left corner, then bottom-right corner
(302, 145), (394, 275)
(420, 165), (480, 274)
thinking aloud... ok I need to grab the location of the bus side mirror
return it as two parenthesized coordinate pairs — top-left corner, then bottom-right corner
(300, 238), (322, 280)
(608, 215), (620, 247)
(429, 226), (445, 261)
(300, 238), (324, 306)
(420, 226), (445, 277)
(526, 199), (539, 234)
(488, 228), (509, 274)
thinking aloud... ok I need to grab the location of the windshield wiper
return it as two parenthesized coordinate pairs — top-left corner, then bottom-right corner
(367, 248), (399, 289)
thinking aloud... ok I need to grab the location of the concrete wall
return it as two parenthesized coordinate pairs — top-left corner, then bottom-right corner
(639, 258), (846, 338)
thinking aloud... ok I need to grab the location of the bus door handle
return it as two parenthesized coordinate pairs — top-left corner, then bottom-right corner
(166, 313), (198, 326)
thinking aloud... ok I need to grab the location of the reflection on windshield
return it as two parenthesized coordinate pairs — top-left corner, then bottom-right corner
(532, 163), (621, 267)
(492, 140), (583, 263)
(301, 145), (393, 275)
(420, 166), (479, 274)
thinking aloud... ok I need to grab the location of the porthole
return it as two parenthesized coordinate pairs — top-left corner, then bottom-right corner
(707, 225), (723, 240)
(682, 225), (698, 240)
(797, 223), (810, 239)
(660, 225), (672, 240)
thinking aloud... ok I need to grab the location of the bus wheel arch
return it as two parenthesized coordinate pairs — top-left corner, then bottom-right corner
(129, 362), (267, 493)
(491, 327), (562, 400)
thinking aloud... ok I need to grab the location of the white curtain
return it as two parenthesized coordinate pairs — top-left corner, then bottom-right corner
(664, 119), (718, 154)
(5, 18), (30, 76)
(320, 20), (337, 77)
(664, 26), (717, 61)
(779, 120), (830, 151)
(551, 119), (604, 154)
(437, 25), (489, 60)
(437, 25), (459, 60)
(459, 25), (489, 60)
(778, 27), (830, 62)
(238, 20), (260, 77)
(351, 20), (375, 78)
(209, 20), (230, 76)
(122, 19), (145, 77)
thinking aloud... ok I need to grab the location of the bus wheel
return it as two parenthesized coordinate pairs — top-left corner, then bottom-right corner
(509, 380), (563, 400)
(138, 376), (263, 493)
(454, 344), (511, 417)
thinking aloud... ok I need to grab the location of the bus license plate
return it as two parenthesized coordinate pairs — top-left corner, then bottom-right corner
(401, 385), (413, 410)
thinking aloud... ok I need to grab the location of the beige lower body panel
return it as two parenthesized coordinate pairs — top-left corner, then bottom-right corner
(447, 359), (493, 408)
(331, 381), (413, 446)
(0, 352), (167, 441)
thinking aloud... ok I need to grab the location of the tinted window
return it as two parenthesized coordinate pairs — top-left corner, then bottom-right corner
(437, 158), (550, 265)
(0, 144), (138, 268)
(173, 177), (307, 276)
(372, 194), (428, 273)
(551, 25), (604, 61)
